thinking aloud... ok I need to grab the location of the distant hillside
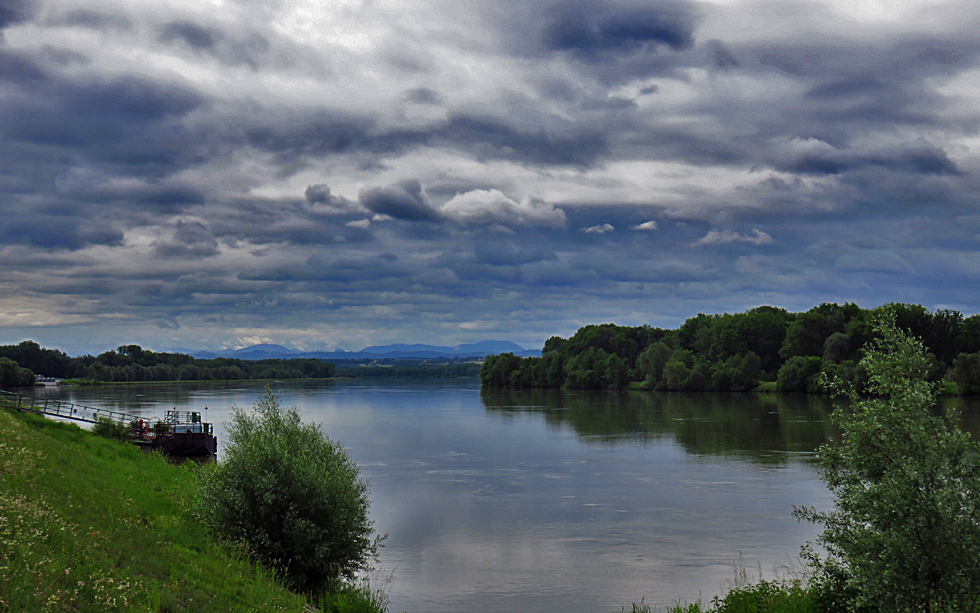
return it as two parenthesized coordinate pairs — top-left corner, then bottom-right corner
(181, 340), (541, 361)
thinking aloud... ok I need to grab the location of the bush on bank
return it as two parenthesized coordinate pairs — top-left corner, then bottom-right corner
(198, 388), (383, 596)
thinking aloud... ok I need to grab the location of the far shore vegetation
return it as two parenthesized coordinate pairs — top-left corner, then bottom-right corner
(0, 341), (336, 387)
(482, 302), (980, 395)
(0, 342), (483, 389)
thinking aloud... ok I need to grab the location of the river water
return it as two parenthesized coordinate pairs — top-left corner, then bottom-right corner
(35, 380), (974, 613)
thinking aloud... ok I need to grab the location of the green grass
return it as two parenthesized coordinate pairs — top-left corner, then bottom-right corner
(620, 581), (818, 613)
(0, 404), (384, 612)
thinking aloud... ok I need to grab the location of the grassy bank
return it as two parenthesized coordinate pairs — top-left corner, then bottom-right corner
(0, 405), (385, 612)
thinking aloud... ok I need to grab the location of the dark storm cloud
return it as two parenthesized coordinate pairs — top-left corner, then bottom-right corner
(542, 0), (702, 55)
(473, 241), (558, 267)
(0, 0), (35, 30)
(237, 253), (410, 284)
(709, 41), (740, 69)
(237, 111), (607, 168)
(360, 180), (442, 222)
(2, 71), (204, 172)
(47, 8), (133, 31)
(243, 116), (389, 160)
(1, 216), (124, 250)
(159, 20), (219, 50)
(0, 49), (45, 83)
(157, 19), (276, 69)
(404, 88), (442, 105)
(135, 186), (208, 208)
(437, 116), (607, 166)
(784, 144), (962, 176)
(153, 221), (220, 258)
(747, 36), (980, 139)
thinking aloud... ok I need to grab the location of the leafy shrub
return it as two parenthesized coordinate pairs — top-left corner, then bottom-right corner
(153, 420), (171, 436)
(0, 357), (35, 387)
(775, 356), (822, 393)
(318, 579), (389, 613)
(198, 388), (381, 596)
(711, 580), (817, 613)
(92, 416), (130, 441)
(950, 351), (980, 395)
(796, 312), (980, 612)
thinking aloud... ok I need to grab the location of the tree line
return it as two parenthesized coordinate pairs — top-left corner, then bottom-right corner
(481, 302), (980, 394)
(0, 341), (335, 386)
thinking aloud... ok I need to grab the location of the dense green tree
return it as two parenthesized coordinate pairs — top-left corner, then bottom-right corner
(562, 324), (644, 368)
(797, 314), (980, 612)
(711, 352), (762, 392)
(776, 356), (823, 393)
(605, 354), (630, 389)
(0, 340), (73, 377)
(0, 357), (35, 387)
(957, 315), (980, 356)
(676, 313), (714, 355)
(822, 332), (851, 363)
(739, 306), (792, 373)
(950, 352), (980, 395)
(926, 309), (964, 366)
(636, 342), (671, 388)
(198, 389), (381, 595)
(544, 352), (566, 387)
(480, 353), (523, 387)
(563, 347), (610, 389)
(542, 336), (567, 354)
(660, 361), (690, 391)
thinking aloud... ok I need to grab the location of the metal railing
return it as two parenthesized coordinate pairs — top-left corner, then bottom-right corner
(0, 390), (211, 434)
(0, 389), (141, 425)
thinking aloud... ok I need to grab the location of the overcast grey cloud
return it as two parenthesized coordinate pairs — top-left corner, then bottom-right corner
(1, 0), (979, 355)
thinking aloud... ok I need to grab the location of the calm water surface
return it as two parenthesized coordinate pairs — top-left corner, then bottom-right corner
(37, 380), (973, 613)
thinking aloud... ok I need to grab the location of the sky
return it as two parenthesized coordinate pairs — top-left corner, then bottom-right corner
(1, 0), (979, 356)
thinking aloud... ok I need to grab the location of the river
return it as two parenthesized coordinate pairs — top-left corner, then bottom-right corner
(36, 379), (971, 613)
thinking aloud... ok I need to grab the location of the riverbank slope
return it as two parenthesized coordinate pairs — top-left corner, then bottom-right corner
(0, 405), (315, 612)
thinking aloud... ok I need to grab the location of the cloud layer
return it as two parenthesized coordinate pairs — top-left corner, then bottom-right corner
(1, 0), (979, 354)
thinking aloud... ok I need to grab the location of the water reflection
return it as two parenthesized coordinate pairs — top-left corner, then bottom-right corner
(482, 389), (841, 463)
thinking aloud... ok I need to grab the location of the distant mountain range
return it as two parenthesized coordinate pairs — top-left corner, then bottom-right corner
(174, 340), (541, 361)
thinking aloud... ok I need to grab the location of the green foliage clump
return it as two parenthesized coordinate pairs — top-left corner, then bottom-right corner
(622, 579), (817, 613)
(0, 356), (35, 387)
(708, 580), (817, 613)
(775, 356), (823, 393)
(0, 339), (336, 383)
(199, 388), (381, 596)
(319, 579), (390, 613)
(795, 312), (980, 612)
(481, 301), (980, 394)
(950, 351), (980, 395)
(92, 416), (131, 441)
